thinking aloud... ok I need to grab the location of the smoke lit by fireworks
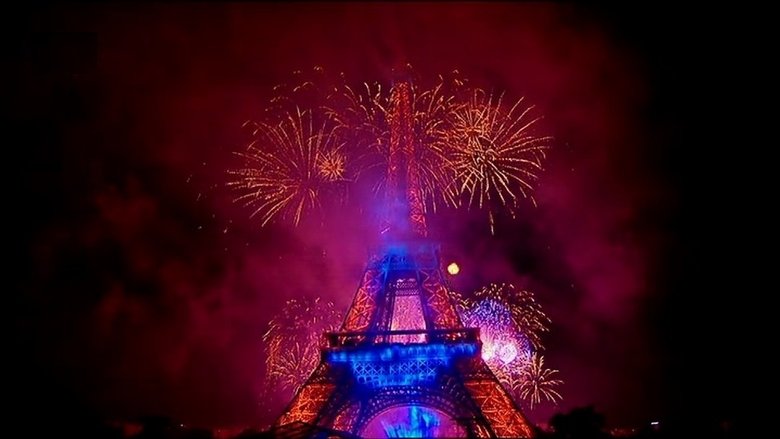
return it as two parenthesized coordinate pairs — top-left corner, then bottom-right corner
(519, 353), (563, 409)
(229, 68), (549, 230)
(262, 297), (343, 394)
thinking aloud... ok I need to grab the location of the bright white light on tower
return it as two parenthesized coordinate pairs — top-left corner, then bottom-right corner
(447, 262), (460, 275)
(498, 343), (518, 364)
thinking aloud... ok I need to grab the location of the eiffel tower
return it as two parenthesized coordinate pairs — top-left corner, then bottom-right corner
(272, 80), (535, 438)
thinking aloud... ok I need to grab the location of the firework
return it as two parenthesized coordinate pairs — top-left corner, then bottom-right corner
(324, 72), (465, 212)
(231, 68), (550, 232)
(446, 89), (551, 231)
(316, 149), (347, 182)
(326, 81), (389, 154)
(408, 77), (463, 212)
(268, 341), (320, 393)
(227, 108), (347, 226)
(519, 353), (563, 409)
(262, 297), (343, 394)
(460, 295), (533, 371)
(470, 283), (550, 351)
(324, 68), (459, 139)
(458, 283), (562, 408)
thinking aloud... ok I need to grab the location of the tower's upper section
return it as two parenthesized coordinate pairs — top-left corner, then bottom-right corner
(381, 80), (428, 240)
(336, 240), (464, 346)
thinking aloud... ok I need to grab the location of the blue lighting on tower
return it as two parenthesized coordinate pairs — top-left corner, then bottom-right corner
(381, 406), (441, 438)
(327, 342), (478, 388)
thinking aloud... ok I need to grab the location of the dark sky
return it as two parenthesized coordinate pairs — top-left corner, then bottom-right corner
(8, 2), (762, 435)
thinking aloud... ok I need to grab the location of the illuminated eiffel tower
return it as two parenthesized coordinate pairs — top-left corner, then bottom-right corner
(272, 80), (535, 438)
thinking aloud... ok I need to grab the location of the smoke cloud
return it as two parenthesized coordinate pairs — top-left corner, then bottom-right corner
(12, 2), (685, 430)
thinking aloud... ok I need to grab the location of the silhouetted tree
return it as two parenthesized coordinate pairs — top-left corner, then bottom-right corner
(133, 415), (175, 439)
(549, 406), (610, 439)
(234, 428), (271, 438)
(181, 427), (213, 439)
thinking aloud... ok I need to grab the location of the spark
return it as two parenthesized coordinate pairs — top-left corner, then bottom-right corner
(325, 80), (390, 180)
(447, 262), (460, 275)
(268, 341), (319, 394)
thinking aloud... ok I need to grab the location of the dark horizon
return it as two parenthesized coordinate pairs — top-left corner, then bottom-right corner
(8, 2), (760, 436)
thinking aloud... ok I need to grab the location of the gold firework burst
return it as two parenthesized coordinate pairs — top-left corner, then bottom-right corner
(229, 69), (551, 231)
(447, 89), (551, 230)
(228, 108), (346, 226)
(519, 353), (563, 409)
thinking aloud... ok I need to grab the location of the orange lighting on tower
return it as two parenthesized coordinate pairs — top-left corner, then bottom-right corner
(447, 262), (460, 275)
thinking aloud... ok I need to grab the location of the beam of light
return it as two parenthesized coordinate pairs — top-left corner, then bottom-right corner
(447, 262), (460, 275)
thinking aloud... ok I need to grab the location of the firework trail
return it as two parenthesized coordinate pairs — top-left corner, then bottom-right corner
(227, 107), (347, 226)
(519, 353), (563, 409)
(262, 297), (343, 394)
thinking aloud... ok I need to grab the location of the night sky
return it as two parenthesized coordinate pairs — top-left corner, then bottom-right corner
(9, 3), (761, 435)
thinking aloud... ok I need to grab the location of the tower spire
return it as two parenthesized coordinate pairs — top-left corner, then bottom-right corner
(383, 79), (428, 238)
